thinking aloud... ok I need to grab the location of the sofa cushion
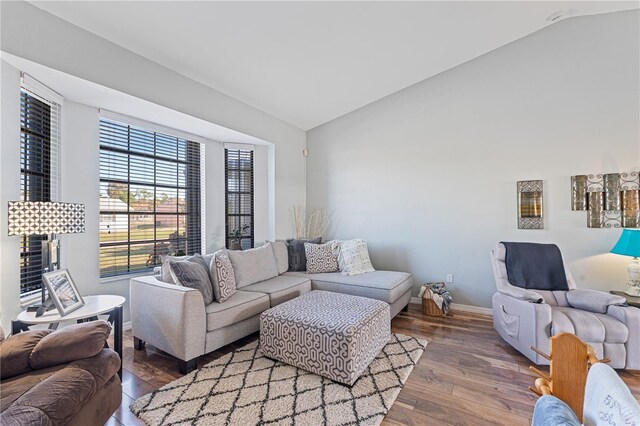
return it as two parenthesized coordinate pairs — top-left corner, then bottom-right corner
(30, 321), (112, 370)
(0, 329), (52, 379)
(565, 289), (626, 314)
(551, 307), (629, 343)
(205, 290), (270, 332)
(227, 242), (278, 288)
(284, 270), (413, 304)
(242, 275), (312, 306)
(270, 241), (289, 275)
(210, 251), (236, 303)
(304, 242), (338, 274)
(286, 237), (321, 271)
(0, 364), (66, 413)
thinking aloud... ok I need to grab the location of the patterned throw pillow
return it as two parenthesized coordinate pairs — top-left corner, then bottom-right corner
(210, 251), (236, 303)
(339, 239), (375, 276)
(304, 242), (338, 274)
(168, 255), (214, 304)
(286, 237), (322, 271)
(160, 254), (198, 284)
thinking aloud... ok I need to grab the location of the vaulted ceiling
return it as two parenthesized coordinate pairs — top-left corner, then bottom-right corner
(31, 1), (638, 130)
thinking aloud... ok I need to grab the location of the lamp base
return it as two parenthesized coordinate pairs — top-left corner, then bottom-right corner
(624, 285), (640, 297)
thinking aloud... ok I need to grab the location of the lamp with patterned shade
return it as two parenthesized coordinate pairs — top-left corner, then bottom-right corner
(7, 201), (85, 315)
(611, 229), (640, 296)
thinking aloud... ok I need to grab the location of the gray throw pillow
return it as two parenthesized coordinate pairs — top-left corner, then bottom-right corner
(169, 255), (214, 304)
(210, 252), (236, 302)
(304, 242), (338, 274)
(160, 254), (198, 284)
(286, 237), (322, 271)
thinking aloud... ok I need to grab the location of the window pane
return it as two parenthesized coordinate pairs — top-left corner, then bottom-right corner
(99, 245), (130, 277)
(100, 213), (129, 243)
(156, 187), (178, 211)
(129, 184), (154, 213)
(100, 150), (129, 181)
(128, 243), (156, 273)
(129, 155), (155, 185)
(130, 214), (155, 242)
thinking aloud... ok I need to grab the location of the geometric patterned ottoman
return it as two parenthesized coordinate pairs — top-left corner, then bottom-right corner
(260, 290), (391, 386)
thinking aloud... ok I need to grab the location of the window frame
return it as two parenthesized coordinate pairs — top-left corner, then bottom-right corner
(98, 117), (202, 278)
(225, 148), (255, 250)
(18, 79), (61, 300)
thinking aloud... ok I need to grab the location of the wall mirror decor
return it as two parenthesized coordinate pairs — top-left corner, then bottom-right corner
(571, 172), (639, 229)
(517, 180), (543, 229)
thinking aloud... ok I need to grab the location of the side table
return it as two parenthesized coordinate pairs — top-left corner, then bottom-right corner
(610, 290), (640, 308)
(12, 295), (125, 378)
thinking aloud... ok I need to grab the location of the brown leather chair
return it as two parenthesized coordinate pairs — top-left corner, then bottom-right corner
(0, 320), (122, 425)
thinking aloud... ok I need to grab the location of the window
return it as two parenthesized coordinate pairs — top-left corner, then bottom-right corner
(225, 149), (254, 249)
(99, 118), (201, 277)
(19, 86), (60, 296)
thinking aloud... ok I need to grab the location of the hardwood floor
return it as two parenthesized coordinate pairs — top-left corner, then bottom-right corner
(107, 304), (640, 425)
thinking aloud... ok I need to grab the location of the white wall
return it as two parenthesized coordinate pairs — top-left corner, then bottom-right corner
(307, 10), (640, 308)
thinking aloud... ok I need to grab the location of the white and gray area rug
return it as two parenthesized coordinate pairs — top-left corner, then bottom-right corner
(130, 333), (427, 426)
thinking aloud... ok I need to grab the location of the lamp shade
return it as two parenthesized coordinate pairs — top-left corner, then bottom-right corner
(611, 229), (640, 258)
(8, 201), (85, 236)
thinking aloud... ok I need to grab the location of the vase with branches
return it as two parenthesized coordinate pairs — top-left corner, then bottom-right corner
(229, 224), (250, 250)
(290, 206), (331, 239)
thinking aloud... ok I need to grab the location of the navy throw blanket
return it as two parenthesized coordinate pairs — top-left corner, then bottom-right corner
(501, 242), (568, 291)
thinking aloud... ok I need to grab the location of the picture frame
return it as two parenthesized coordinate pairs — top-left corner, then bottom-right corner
(42, 269), (84, 316)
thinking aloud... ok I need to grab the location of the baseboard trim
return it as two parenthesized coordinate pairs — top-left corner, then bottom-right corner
(410, 297), (493, 316)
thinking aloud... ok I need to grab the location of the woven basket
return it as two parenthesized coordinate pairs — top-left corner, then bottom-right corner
(421, 294), (446, 317)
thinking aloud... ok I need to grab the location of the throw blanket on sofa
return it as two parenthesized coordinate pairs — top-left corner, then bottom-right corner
(501, 242), (568, 291)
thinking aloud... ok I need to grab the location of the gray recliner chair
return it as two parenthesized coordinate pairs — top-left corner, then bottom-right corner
(491, 242), (640, 370)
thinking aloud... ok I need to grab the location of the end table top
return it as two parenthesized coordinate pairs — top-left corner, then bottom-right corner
(17, 295), (125, 325)
(610, 291), (640, 308)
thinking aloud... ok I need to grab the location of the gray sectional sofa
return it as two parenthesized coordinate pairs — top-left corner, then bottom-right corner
(130, 242), (412, 373)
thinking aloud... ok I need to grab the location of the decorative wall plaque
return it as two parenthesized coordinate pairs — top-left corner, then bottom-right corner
(517, 180), (543, 229)
(603, 173), (621, 210)
(571, 175), (588, 211)
(571, 171), (638, 229)
(622, 190), (640, 228)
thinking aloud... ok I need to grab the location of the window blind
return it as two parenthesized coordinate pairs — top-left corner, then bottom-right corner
(99, 118), (202, 277)
(225, 149), (254, 249)
(19, 86), (61, 296)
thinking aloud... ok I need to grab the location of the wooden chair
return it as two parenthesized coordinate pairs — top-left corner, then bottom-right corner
(529, 332), (609, 423)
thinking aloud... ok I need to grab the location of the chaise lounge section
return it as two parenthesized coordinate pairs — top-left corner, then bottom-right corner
(130, 241), (412, 373)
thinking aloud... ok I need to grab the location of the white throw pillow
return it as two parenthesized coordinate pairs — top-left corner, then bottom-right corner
(339, 239), (375, 276)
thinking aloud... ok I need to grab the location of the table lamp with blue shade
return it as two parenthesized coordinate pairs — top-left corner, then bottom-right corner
(611, 229), (640, 296)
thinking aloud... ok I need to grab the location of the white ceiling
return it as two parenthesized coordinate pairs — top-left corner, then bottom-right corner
(30, 1), (639, 131)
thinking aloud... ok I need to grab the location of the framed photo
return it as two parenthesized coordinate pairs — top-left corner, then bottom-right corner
(42, 269), (84, 316)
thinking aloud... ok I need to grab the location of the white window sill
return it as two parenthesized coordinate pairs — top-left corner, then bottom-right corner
(20, 293), (42, 307)
(100, 271), (154, 284)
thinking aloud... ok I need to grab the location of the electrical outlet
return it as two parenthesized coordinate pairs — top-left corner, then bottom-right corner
(446, 273), (454, 283)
